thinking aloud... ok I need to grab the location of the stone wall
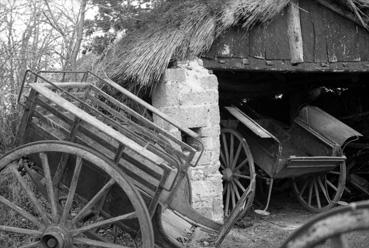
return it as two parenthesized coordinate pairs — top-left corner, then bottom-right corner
(152, 59), (223, 221)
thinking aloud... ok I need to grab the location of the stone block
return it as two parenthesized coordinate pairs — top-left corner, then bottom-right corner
(200, 136), (221, 151)
(178, 90), (218, 106)
(158, 105), (220, 128)
(199, 125), (221, 137)
(152, 59), (223, 220)
(163, 68), (187, 82)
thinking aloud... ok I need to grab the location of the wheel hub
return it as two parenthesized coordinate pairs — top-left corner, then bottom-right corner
(223, 168), (233, 181)
(41, 226), (71, 248)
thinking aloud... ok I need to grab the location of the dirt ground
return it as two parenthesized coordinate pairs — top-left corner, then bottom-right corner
(220, 192), (369, 248)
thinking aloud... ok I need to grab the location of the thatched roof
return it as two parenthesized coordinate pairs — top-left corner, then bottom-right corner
(99, 0), (369, 93)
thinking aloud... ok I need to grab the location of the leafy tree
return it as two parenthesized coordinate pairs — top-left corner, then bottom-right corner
(85, 0), (158, 54)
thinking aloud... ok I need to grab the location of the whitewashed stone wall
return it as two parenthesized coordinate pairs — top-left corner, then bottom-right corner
(152, 59), (223, 221)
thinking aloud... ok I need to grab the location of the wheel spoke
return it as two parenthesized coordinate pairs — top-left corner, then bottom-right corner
(10, 165), (49, 224)
(222, 133), (230, 166)
(19, 241), (42, 248)
(60, 156), (83, 224)
(0, 195), (43, 228)
(0, 225), (42, 236)
(235, 158), (248, 171)
(234, 178), (246, 192)
(328, 171), (341, 175)
(74, 237), (129, 248)
(220, 151), (226, 168)
(308, 180), (313, 206)
(326, 180), (338, 192)
(232, 181), (241, 200)
(233, 173), (250, 180)
(298, 180), (309, 197)
(317, 177), (331, 203)
(231, 185), (236, 209)
(229, 134), (234, 168)
(225, 184), (231, 216)
(73, 212), (136, 235)
(72, 178), (115, 224)
(313, 179), (321, 208)
(231, 141), (243, 169)
(40, 152), (58, 222)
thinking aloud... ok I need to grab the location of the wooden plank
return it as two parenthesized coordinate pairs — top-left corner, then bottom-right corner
(36, 99), (74, 125)
(31, 84), (168, 166)
(203, 57), (369, 72)
(216, 28), (250, 58)
(323, 3), (360, 62)
(89, 86), (195, 155)
(265, 8), (290, 60)
(299, 0), (315, 62)
(310, 1), (328, 63)
(249, 24), (266, 59)
(102, 77), (199, 139)
(359, 28), (369, 61)
(32, 111), (70, 137)
(287, 0), (304, 64)
(16, 90), (38, 145)
(316, 0), (369, 30)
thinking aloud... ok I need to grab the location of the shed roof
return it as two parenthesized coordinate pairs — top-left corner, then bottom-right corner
(99, 0), (369, 92)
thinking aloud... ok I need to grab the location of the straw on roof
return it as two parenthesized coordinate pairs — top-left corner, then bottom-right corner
(99, 0), (369, 94)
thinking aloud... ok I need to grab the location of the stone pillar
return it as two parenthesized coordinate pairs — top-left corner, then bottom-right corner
(152, 59), (223, 221)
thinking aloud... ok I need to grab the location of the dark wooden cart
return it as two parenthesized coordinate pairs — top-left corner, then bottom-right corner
(220, 105), (361, 214)
(0, 70), (255, 248)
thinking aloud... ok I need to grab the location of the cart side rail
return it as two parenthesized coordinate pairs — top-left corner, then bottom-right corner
(18, 70), (204, 167)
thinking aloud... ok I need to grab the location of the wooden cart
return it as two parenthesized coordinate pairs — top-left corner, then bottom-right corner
(220, 105), (361, 214)
(281, 200), (369, 248)
(0, 70), (256, 248)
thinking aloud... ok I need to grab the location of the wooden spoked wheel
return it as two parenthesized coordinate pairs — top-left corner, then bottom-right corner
(0, 140), (154, 248)
(292, 162), (346, 212)
(280, 200), (369, 248)
(220, 128), (256, 217)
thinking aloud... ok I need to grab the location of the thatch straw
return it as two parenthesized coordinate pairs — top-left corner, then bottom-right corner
(100, 0), (369, 94)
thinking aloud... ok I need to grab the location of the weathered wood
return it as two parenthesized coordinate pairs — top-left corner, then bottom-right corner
(299, 0), (314, 62)
(323, 3), (360, 62)
(102, 77), (199, 139)
(359, 30), (369, 61)
(31, 84), (166, 166)
(316, 0), (369, 30)
(287, 0), (304, 64)
(265, 8), (290, 60)
(17, 90), (38, 145)
(203, 57), (369, 72)
(249, 24), (266, 59)
(89, 86), (195, 156)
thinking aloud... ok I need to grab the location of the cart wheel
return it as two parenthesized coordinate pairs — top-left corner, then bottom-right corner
(280, 201), (369, 248)
(292, 162), (346, 212)
(0, 140), (154, 248)
(220, 128), (256, 217)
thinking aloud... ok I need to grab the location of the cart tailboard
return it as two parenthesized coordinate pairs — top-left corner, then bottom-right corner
(275, 156), (346, 178)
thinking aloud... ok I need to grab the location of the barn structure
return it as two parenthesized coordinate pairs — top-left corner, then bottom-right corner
(100, 0), (369, 221)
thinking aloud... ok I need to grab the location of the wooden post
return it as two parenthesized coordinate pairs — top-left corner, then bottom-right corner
(287, 0), (304, 65)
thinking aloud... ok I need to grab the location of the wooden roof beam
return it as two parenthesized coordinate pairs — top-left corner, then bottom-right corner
(287, 0), (304, 65)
